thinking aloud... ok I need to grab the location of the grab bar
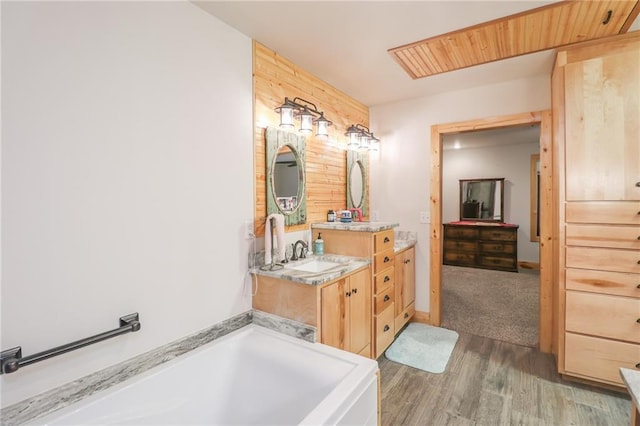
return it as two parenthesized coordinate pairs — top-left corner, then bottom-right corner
(0, 313), (141, 374)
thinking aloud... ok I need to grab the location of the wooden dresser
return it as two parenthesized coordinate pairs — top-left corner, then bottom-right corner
(443, 222), (519, 272)
(554, 32), (640, 387)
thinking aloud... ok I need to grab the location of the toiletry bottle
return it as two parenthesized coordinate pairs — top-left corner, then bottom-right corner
(314, 233), (324, 255)
(327, 210), (336, 222)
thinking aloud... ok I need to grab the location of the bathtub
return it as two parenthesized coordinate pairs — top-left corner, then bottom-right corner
(27, 325), (379, 425)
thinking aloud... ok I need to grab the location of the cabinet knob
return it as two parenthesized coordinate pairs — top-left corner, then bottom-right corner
(384, 294), (390, 302)
(346, 291), (351, 297)
(636, 362), (640, 369)
(384, 237), (390, 243)
(384, 276), (390, 282)
(404, 312), (409, 319)
(384, 256), (390, 263)
(637, 284), (640, 289)
(352, 288), (358, 294)
(404, 259), (411, 264)
(636, 181), (640, 187)
(637, 318), (640, 324)
(383, 325), (390, 332)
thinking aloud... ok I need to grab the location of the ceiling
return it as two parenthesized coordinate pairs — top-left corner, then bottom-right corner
(194, 1), (640, 107)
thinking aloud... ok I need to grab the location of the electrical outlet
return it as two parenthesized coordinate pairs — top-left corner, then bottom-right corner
(372, 210), (380, 221)
(244, 221), (255, 239)
(419, 211), (430, 224)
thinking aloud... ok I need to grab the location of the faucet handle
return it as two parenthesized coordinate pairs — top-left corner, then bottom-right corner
(290, 243), (298, 261)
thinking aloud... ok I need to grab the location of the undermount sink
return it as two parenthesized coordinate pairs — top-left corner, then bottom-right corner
(288, 260), (345, 273)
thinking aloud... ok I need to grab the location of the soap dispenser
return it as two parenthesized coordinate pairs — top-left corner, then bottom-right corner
(314, 233), (324, 255)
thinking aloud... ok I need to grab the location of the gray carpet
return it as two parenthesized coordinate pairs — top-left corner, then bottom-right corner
(441, 265), (539, 348)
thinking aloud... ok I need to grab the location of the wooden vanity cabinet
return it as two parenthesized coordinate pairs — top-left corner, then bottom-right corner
(394, 246), (415, 333)
(554, 32), (640, 387)
(252, 266), (372, 358)
(321, 267), (372, 357)
(319, 228), (396, 358)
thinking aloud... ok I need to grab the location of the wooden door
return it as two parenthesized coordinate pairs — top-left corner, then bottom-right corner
(347, 268), (371, 355)
(321, 279), (348, 351)
(564, 46), (640, 201)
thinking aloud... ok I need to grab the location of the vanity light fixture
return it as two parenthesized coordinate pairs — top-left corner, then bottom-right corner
(345, 123), (381, 151)
(274, 97), (333, 138)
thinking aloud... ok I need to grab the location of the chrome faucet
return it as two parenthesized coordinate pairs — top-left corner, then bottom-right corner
(291, 240), (308, 261)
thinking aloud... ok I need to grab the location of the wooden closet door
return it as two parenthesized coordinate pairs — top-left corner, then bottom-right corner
(564, 47), (640, 201)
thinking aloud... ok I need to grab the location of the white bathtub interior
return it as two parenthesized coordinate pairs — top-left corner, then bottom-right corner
(28, 324), (378, 425)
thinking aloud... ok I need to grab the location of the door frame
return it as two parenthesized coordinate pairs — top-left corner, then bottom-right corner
(429, 110), (554, 353)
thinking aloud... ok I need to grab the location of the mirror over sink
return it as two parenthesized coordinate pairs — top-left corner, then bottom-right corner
(459, 178), (504, 222)
(347, 150), (368, 217)
(265, 127), (307, 226)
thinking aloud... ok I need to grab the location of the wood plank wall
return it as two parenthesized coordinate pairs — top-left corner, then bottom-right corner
(253, 41), (370, 236)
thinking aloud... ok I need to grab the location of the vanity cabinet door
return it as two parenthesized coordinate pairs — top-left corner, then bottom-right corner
(394, 247), (416, 332)
(321, 279), (349, 351)
(348, 267), (372, 356)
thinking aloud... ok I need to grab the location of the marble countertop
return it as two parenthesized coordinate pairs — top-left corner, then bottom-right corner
(312, 221), (399, 232)
(251, 254), (371, 285)
(620, 368), (640, 412)
(394, 230), (417, 253)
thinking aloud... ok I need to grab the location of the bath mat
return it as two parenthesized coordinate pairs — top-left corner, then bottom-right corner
(385, 323), (459, 374)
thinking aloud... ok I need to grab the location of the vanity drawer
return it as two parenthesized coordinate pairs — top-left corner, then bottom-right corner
(565, 268), (640, 298)
(564, 332), (640, 386)
(375, 286), (394, 315)
(566, 246), (640, 274)
(374, 249), (395, 274)
(374, 229), (395, 253)
(479, 255), (517, 271)
(444, 226), (478, 240)
(566, 224), (640, 249)
(479, 228), (517, 242)
(565, 291), (640, 343)
(395, 301), (415, 333)
(479, 241), (516, 255)
(375, 305), (395, 358)
(566, 201), (640, 225)
(444, 240), (477, 252)
(374, 269), (394, 293)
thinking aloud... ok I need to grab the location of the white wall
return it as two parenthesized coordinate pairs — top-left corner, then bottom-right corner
(369, 75), (550, 313)
(443, 142), (540, 262)
(1, 2), (253, 406)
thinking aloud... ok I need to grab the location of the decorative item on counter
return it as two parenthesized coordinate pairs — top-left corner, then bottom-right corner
(340, 210), (352, 223)
(348, 208), (363, 222)
(314, 233), (324, 255)
(327, 210), (336, 222)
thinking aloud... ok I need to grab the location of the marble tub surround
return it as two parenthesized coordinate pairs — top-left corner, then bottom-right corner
(620, 368), (640, 417)
(0, 310), (314, 426)
(251, 253), (370, 285)
(312, 221), (399, 232)
(394, 230), (417, 253)
(252, 310), (316, 343)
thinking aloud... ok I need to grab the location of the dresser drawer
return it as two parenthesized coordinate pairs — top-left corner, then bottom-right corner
(374, 269), (394, 293)
(566, 224), (640, 249)
(374, 249), (395, 274)
(479, 241), (516, 255)
(375, 305), (395, 358)
(443, 252), (476, 265)
(565, 291), (640, 343)
(375, 286), (394, 315)
(566, 246), (640, 274)
(479, 255), (517, 271)
(395, 301), (415, 333)
(566, 201), (640, 225)
(374, 229), (395, 253)
(479, 228), (517, 241)
(444, 226), (479, 240)
(444, 240), (477, 252)
(566, 268), (640, 298)
(564, 332), (640, 385)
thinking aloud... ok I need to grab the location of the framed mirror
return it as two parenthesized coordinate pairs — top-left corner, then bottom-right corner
(347, 150), (368, 217)
(459, 178), (505, 222)
(266, 127), (306, 226)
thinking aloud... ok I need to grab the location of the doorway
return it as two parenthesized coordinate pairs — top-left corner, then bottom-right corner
(429, 110), (554, 353)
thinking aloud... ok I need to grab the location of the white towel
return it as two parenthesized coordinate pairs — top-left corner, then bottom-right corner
(264, 213), (286, 265)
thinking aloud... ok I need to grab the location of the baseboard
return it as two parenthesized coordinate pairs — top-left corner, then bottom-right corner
(518, 261), (540, 270)
(412, 310), (430, 324)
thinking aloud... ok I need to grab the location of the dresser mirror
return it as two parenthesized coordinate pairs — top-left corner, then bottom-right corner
(347, 150), (368, 217)
(266, 127), (306, 225)
(459, 178), (505, 222)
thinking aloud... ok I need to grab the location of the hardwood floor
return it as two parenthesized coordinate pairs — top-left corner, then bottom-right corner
(379, 330), (631, 425)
